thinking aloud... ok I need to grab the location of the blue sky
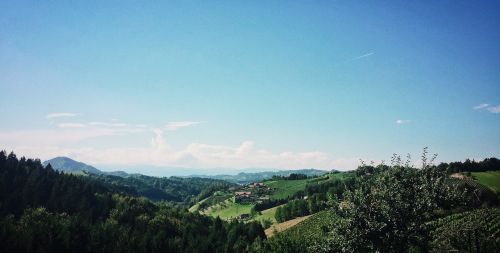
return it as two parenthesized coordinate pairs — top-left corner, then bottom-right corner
(1, 1), (499, 174)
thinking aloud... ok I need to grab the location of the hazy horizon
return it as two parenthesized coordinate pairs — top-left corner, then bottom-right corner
(1, 1), (499, 175)
(40, 155), (333, 177)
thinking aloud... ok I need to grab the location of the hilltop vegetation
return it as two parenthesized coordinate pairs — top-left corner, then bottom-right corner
(441, 157), (500, 174)
(249, 151), (500, 252)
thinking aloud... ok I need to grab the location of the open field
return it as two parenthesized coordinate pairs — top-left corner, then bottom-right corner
(264, 179), (310, 200)
(329, 171), (355, 180)
(252, 204), (284, 224)
(203, 199), (255, 219)
(472, 171), (500, 192)
(189, 191), (233, 213)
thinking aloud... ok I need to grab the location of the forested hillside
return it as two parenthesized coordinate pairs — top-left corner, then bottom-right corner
(88, 173), (235, 205)
(0, 151), (265, 253)
(42, 156), (235, 206)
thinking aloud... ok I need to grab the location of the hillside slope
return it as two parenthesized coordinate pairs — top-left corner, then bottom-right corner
(472, 170), (500, 192)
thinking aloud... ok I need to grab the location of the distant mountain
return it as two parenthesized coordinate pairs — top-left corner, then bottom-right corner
(192, 169), (330, 184)
(43, 157), (102, 174)
(42, 157), (330, 184)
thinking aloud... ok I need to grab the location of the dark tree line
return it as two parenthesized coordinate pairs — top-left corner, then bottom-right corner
(0, 151), (117, 221)
(253, 199), (287, 212)
(0, 151), (265, 253)
(271, 173), (309, 180)
(438, 157), (500, 174)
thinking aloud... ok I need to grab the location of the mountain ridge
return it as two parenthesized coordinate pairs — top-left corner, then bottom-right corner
(42, 157), (332, 181)
(43, 156), (102, 174)
(190, 169), (331, 184)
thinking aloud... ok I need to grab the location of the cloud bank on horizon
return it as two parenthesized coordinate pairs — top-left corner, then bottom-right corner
(3, 103), (497, 172)
(0, 113), (355, 170)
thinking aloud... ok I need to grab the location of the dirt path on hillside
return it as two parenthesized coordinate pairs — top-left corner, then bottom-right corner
(265, 214), (312, 237)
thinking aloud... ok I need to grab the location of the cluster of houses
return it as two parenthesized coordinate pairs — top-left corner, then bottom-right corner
(233, 182), (273, 203)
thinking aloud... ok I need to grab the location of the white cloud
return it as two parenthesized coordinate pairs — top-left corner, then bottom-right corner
(396, 119), (411, 125)
(46, 112), (77, 119)
(486, 105), (500, 113)
(0, 129), (116, 146)
(58, 121), (147, 132)
(58, 123), (86, 128)
(0, 121), (148, 148)
(473, 103), (490, 110)
(101, 135), (334, 169)
(0, 127), (343, 170)
(165, 121), (200, 131)
(473, 103), (500, 114)
(1, 116), (355, 170)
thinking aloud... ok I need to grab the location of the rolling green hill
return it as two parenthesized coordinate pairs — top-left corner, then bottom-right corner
(195, 176), (317, 222)
(252, 204), (283, 224)
(194, 172), (353, 224)
(264, 179), (310, 200)
(195, 196), (282, 225)
(202, 198), (254, 219)
(472, 170), (500, 192)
